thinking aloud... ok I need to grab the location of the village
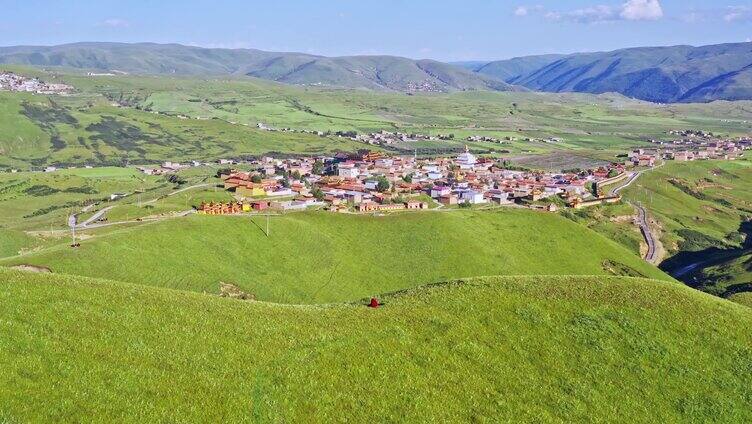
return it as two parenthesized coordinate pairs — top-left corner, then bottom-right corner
(191, 135), (747, 215)
(0, 72), (72, 94)
(635, 133), (751, 165)
(8, 129), (750, 216)
(255, 122), (566, 147)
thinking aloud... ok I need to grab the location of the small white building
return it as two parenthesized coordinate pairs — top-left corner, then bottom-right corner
(338, 164), (359, 179)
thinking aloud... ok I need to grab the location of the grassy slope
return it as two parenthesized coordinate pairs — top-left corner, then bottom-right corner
(697, 252), (752, 297)
(0, 89), (363, 169)
(4, 66), (752, 168)
(731, 291), (752, 307)
(0, 269), (749, 422)
(1, 209), (668, 304)
(624, 159), (752, 253)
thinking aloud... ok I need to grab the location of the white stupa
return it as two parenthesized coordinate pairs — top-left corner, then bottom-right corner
(456, 145), (477, 169)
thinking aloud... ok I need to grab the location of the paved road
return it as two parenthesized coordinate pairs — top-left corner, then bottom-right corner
(610, 162), (666, 196)
(611, 172), (639, 195)
(78, 210), (195, 230)
(142, 183), (213, 205)
(78, 206), (116, 228)
(635, 205), (658, 263)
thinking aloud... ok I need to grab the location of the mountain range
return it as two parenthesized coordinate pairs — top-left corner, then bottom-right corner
(1, 41), (752, 102)
(467, 43), (752, 103)
(0, 42), (516, 93)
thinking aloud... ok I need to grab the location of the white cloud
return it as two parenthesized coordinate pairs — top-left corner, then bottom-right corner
(513, 5), (544, 18)
(520, 0), (664, 24)
(724, 6), (752, 22)
(566, 5), (617, 23)
(98, 18), (130, 28)
(620, 0), (663, 21)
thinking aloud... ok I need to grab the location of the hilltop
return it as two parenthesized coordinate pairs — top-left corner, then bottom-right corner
(0, 42), (517, 93)
(473, 42), (752, 103)
(0, 269), (749, 422)
(1, 209), (669, 303)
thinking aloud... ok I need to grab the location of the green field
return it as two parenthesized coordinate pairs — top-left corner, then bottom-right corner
(731, 291), (752, 307)
(1, 269), (749, 422)
(621, 159), (752, 295)
(1, 209), (669, 303)
(4, 66), (752, 169)
(694, 252), (752, 297)
(624, 159), (752, 254)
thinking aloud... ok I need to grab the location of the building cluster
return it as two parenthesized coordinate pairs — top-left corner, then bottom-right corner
(0, 72), (72, 94)
(632, 136), (750, 166)
(465, 135), (507, 144)
(212, 147), (628, 214)
(351, 130), (455, 146)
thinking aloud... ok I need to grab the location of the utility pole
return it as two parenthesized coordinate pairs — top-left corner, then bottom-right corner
(68, 213), (77, 247)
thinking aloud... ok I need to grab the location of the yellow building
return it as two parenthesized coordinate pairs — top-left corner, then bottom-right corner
(237, 186), (266, 198)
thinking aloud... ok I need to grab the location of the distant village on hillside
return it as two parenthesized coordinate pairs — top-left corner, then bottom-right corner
(0, 72), (72, 94)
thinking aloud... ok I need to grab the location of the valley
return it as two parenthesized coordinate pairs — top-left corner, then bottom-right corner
(2, 38), (752, 422)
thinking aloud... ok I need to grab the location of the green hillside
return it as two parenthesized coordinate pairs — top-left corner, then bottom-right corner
(0, 89), (362, 169)
(6, 41), (752, 102)
(0, 269), (749, 422)
(625, 159), (752, 255)
(475, 42), (752, 103)
(1, 209), (669, 303)
(731, 291), (752, 307)
(0, 42), (516, 92)
(694, 252), (752, 298)
(3, 66), (752, 168)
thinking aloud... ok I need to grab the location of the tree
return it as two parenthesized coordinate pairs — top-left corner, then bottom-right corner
(280, 178), (291, 188)
(291, 170), (302, 181)
(251, 174), (262, 183)
(312, 160), (324, 175)
(312, 187), (325, 201)
(215, 168), (232, 178)
(402, 173), (413, 183)
(376, 176), (390, 193)
(607, 169), (620, 178)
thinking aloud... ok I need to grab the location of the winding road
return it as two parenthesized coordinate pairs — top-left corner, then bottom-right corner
(635, 205), (658, 263)
(607, 164), (664, 263)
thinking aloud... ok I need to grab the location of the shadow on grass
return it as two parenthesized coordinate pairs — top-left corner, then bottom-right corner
(661, 221), (752, 297)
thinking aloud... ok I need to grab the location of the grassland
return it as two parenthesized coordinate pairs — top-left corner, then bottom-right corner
(0, 269), (749, 422)
(730, 291), (752, 307)
(693, 252), (752, 298)
(0, 86), (362, 170)
(620, 159), (752, 295)
(1, 209), (668, 304)
(4, 65), (752, 169)
(624, 159), (752, 254)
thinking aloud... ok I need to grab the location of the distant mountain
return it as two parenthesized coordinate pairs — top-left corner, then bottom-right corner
(450, 61), (491, 71)
(0, 42), (518, 93)
(473, 42), (752, 103)
(474, 55), (566, 83)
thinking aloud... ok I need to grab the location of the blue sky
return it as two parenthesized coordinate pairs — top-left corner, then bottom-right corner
(2, 1), (751, 60)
